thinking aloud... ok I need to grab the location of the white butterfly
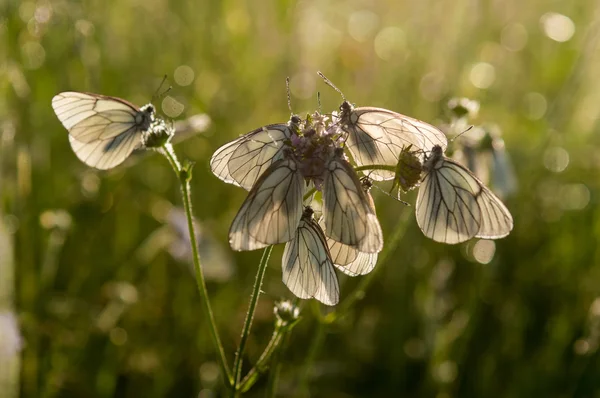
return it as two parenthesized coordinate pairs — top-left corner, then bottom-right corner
(322, 150), (383, 253)
(416, 145), (513, 244)
(52, 92), (156, 169)
(337, 101), (448, 181)
(282, 206), (339, 306)
(229, 155), (305, 251)
(210, 116), (301, 191)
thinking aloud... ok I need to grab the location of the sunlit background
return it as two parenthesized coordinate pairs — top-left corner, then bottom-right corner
(2, 0), (600, 396)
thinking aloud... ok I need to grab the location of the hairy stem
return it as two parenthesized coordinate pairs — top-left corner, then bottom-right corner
(233, 245), (274, 393)
(160, 144), (233, 386)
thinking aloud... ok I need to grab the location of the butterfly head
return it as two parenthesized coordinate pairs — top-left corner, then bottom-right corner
(339, 101), (354, 119)
(302, 206), (315, 220)
(422, 145), (445, 171)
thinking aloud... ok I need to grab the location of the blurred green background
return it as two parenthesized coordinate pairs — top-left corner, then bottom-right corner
(2, 0), (600, 396)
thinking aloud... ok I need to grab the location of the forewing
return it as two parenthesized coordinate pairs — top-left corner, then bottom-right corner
(345, 108), (447, 180)
(322, 157), (383, 253)
(416, 159), (482, 244)
(282, 217), (339, 306)
(210, 125), (292, 190)
(229, 158), (304, 251)
(52, 92), (141, 143)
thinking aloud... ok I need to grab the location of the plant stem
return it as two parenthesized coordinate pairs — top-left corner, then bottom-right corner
(238, 322), (285, 392)
(160, 144), (233, 386)
(233, 245), (274, 393)
(354, 164), (397, 173)
(298, 322), (326, 397)
(265, 326), (291, 398)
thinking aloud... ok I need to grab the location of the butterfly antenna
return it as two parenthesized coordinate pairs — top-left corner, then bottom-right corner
(151, 75), (173, 105)
(286, 76), (294, 116)
(317, 91), (322, 113)
(317, 71), (346, 101)
(450, 125), (474, 143)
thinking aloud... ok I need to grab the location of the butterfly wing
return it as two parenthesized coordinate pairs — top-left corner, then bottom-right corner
(322, 156), (383, 253)
(342, 106), (447, 181)
(416, 151), (514, 244)
(210, 124), (293, 191)
(475, 184), (514, 239)
(229, 158), (304, 251)
(326, 237), (378, 276)
(282, 213), (339, 306)
(52, 92), (152, 169)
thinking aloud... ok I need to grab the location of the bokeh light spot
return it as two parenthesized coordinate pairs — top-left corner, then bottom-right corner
(174, 65), (195, 86)
(75, 19), (95, 36)
(501, 23), (528, 52)
(374, 27), (406, 61)
(348, 10), (379, 43)
(109, 328), (128, 346)
(162, 96), (185, 118)
(541, 12), (575, 42)
(559, 183), (590, 210)
(469, 62), (495, 89)
(543, 146), (569, 173)
(434, 361), (458, 383)
(19, 1), (36, 22)
(472, 240), (496, 264)
(523, 92), (547, 120)
(21, 41), (46, 70)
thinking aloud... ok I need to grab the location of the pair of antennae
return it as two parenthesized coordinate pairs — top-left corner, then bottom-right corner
(151, 75), (173, 104)
(284, 72), (345, 116)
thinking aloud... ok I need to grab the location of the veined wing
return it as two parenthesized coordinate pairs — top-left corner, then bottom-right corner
(282, 207), (339, 306)
(322, 154), (383, 253)
(416, 146), (512, 244)
(68, 133), (142, 170)
(326, 237), (378, 276)
(52, 92), (153, 143)
(339, 101), (447, 181)
(52, 92), (154, 169)
(210, 122), (297, 191)
(475, 184), (513, 239)
(229, 157), (304, 251)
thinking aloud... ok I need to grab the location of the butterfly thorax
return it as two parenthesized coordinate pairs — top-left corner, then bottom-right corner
(423, 145), (445, 172)
(138, 104), (156, 130)
(338, 101), (356, 128)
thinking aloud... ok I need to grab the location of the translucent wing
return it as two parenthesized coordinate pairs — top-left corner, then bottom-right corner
(475, 185), (514, 239)
(339, 102), (447, 181)
(322, 154), (383, 253)
(416, 146), (513, 244)
(326, 238), (378, 276)
(319, 180), (378, 276)
(68, 133), (141, 170)
(210, 124), (295, 191)
(282, 208), (339, 306)
(52, 92), (154, 169)
(229, 157), (304, 251)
